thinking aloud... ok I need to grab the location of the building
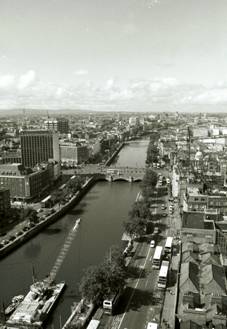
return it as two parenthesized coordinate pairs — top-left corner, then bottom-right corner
(60, 143), (89, 164)
(44, 118), (69, 134)
(20, 130), (60, 168)
(177, 240), (227, 328)
(0, 188), (10, 217)
(0, 164), (52, 201)
(0, 150), (22, 164)
(184, 187), (227, 215)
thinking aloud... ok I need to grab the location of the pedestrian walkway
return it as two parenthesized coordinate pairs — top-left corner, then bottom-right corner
(160, 253), (180, 329)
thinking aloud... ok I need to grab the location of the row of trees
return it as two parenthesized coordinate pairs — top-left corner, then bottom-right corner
(123, 136), (160, 238)
(79, 246), (126, 305)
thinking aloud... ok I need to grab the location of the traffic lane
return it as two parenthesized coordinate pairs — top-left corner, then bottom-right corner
(118, 268), (160, 329)
(117, 243), (159, 329)
(117, 236), (167, 329)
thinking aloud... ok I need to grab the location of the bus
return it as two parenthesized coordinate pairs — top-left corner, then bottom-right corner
(103, 290), (122, 315)
(41, 195), (52, 208)
(164, 237), (173, 255)
(147, 322), (158, 329)
(157, 260), (169, 289)
(152, 246), (163, 269)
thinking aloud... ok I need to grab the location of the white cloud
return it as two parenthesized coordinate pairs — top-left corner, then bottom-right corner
(1, 73), (227, 111)
(74, 69), (88, 76)
(0, 74), (15, 89)
(17, 70), (36, 90)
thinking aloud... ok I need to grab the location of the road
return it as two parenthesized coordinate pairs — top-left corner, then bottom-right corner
(100, 168), (181, 329)
(101, 191), (170, 329)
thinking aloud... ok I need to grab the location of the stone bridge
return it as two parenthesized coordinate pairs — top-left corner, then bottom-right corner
(73, 166), (146, 182)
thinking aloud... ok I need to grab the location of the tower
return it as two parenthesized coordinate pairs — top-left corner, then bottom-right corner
(20, 130), (60, 168)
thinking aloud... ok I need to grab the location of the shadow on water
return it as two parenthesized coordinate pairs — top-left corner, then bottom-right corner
(43, 227), (62, 235)
(67, 208), (85, 216)
(24, 242), (41, 258)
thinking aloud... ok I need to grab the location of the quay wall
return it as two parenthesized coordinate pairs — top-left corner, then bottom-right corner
(104, 142), (125, 166)
(0, 177), (96, 259)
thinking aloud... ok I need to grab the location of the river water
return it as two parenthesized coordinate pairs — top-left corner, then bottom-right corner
(0, 139), (148, 327)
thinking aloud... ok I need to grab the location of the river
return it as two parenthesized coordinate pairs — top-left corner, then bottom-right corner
(0, 139), (148, 327)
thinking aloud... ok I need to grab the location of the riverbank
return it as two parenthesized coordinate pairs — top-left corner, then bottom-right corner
(0, 177), (97, 259)
(104, 142), (125, 166)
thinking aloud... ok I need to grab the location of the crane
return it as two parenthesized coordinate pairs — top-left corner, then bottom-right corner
(46, 218), (81, 284)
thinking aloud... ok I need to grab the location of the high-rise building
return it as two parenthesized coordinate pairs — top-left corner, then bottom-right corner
(20, 130), (60, 168)
(44, 118), (69, 134)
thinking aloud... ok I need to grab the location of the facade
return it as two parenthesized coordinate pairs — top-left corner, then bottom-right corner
(60, 143), (89, 164)
(20, 130), (60, 168)
(0, 164), (51, 201)
(44, 118), (69, 134)
(0, 188), (10, 217)
(184, 187), (227, 215)
(0, 151), (22, 164)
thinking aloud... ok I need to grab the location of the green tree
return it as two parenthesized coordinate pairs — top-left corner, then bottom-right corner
(79, 246), (126, 304)
(79, 265), (107, 304)
(123, 216), (147, 238)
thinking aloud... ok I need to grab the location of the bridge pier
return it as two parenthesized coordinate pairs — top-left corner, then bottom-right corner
(129, 176), (134, 183)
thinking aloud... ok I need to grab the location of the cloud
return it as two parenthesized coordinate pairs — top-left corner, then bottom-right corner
(1, 72), (227, 111)
(0, 74), (15, 89)
(74, 69), (88, 76)
(17, 70), (36, 89)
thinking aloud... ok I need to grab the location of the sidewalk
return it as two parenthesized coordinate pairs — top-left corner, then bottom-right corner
(160, 253), (180, 329)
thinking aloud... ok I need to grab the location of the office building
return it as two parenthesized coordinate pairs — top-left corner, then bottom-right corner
(20, 130), (60, 168)
(0, 164), (52, 201)
(60, 144), (89, 164)
(44, 118), (69, 134)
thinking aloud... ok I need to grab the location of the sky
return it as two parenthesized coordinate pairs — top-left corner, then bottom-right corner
(0, 0), (227, 111)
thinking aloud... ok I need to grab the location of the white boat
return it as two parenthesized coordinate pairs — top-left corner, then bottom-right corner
(5, 295), (24, 315)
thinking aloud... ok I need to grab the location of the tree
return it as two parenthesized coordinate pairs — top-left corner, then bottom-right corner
(79, 246), (127, 304)
(129, 201), (151, 220)
(141, 168), (158, 199)
(123, 216), (147, 238)
(79, 265), (107, 304)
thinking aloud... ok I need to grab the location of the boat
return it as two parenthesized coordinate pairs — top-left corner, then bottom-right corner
(6, 280), (65, 328)
(5, 295), (24, 316)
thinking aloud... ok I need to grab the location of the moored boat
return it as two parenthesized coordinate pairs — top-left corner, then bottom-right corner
(5, 295), (24, 316)
(6, 280), (65, 328)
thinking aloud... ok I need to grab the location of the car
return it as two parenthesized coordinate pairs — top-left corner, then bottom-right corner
(154, 227), (159, 234)
(162, 212), (167, 217)
(2, 239), (9, 245)
(15, 231), (23, 237)
(150, 240), (155, 248)
(161, 204), (166, 210)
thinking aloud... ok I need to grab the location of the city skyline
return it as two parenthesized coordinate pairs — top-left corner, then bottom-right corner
(0, 0), (227, 111)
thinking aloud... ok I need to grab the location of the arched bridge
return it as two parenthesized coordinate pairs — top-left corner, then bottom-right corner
(74, 166), (146, 182)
